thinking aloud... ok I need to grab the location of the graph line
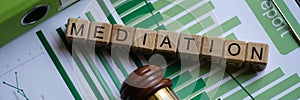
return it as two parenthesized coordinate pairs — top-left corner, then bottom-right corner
(3, 72), (29, 100)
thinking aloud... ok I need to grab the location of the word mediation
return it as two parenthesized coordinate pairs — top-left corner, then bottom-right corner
(65, 18), (269, 70)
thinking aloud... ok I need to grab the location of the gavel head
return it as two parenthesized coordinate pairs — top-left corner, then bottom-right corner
(120, 65), (179, 100)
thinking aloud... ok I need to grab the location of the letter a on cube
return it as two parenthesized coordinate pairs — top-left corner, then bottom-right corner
(155, 30), (179, 59)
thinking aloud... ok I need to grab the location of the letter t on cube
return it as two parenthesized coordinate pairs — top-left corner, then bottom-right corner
(178, 34), (202, 62)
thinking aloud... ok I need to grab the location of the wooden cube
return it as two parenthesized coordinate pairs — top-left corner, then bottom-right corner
(177, 34), (202, 62)
(224, 40), (246, 67)
(201, 36), (224, 63)
(245, 42), (269, 71)
(88, 22), (112, 48)
(111, 24), (135, 47)
(65, 18), (90, 43)
(155, 30), (179, 59)
(132, 28), (157, 56)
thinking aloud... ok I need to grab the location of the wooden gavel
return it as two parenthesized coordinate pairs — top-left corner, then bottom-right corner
(120, 65), (179, 100)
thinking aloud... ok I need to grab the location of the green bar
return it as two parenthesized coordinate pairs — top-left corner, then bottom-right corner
(154, 25), (167, 31)
(122, 2), (154, 24)
(164, 60), (200, 79)
(56, 28), (72, 52)
(166, 1), (214, 31)
(110, 51), (129, 77)
(130, 53), (143, 68)
(280, 86), (300, 100)
(176, 78), (206, 99)
(115, 0), (144, 15)
(95, 50), (122, 89)
(86, 10), (129, 78)
(85, 11), (96, 22)
(107, 15), (117, 24)
(134, 12), (163, 28)
(36, 30), (82, 100)
(126, 13), (152, 26)
(204, 16), (241, 37)
(152, 0), (171, 13)
(188, 63), (241, 99)
(162, 5), (185, 19)
(184, 16), (214, 34)
(96, 0), (117, 24)
(245, 0), (298, 55)
(79, 48), (116, 99)
(85, 12), (128, 84)
(255, 74), (300, 99)
(96, 0), (112, 17)
(162, 0), (200, 20)
(225, 33), (238, 40)
(119, 2), (147, 18)
(172, 71), (193, 88)
(273, 0), (300, 41)
(178, 2), (214, 25)
(148, 57), (178, 69)
(72, 50), (103, 99)
(164, 61), (181, 78)
(196, 62), (213, 75)
(190, 1), (214, 17)
(177, 63), (215, 94)
(203, 69), (232, 87)
(110, 0), (119, 4)
(191, 92), (210, 100)
(198, 16), (214, 29)
(56, 28), (103, 99)
(166, 62), (210, 85)
(208, 70), (257, 99)
(165, 16), (190, 31)
(225, 68), (284, 99)
(111, 0), (124, 6)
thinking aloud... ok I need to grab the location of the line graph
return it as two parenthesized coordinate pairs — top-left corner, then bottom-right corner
(0, 52), (44, 78)
(2, 72), (28, 100)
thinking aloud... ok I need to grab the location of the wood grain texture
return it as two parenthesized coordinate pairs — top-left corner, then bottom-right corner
(64, 18), (270, 71)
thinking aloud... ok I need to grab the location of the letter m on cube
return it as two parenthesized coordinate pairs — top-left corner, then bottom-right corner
(65, 18), (90, 43)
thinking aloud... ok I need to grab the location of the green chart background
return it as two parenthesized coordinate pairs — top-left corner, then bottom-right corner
(36, 0), (300, 99)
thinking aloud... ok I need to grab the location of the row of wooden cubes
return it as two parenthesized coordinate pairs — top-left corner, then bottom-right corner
(65, 18), (269, 71)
